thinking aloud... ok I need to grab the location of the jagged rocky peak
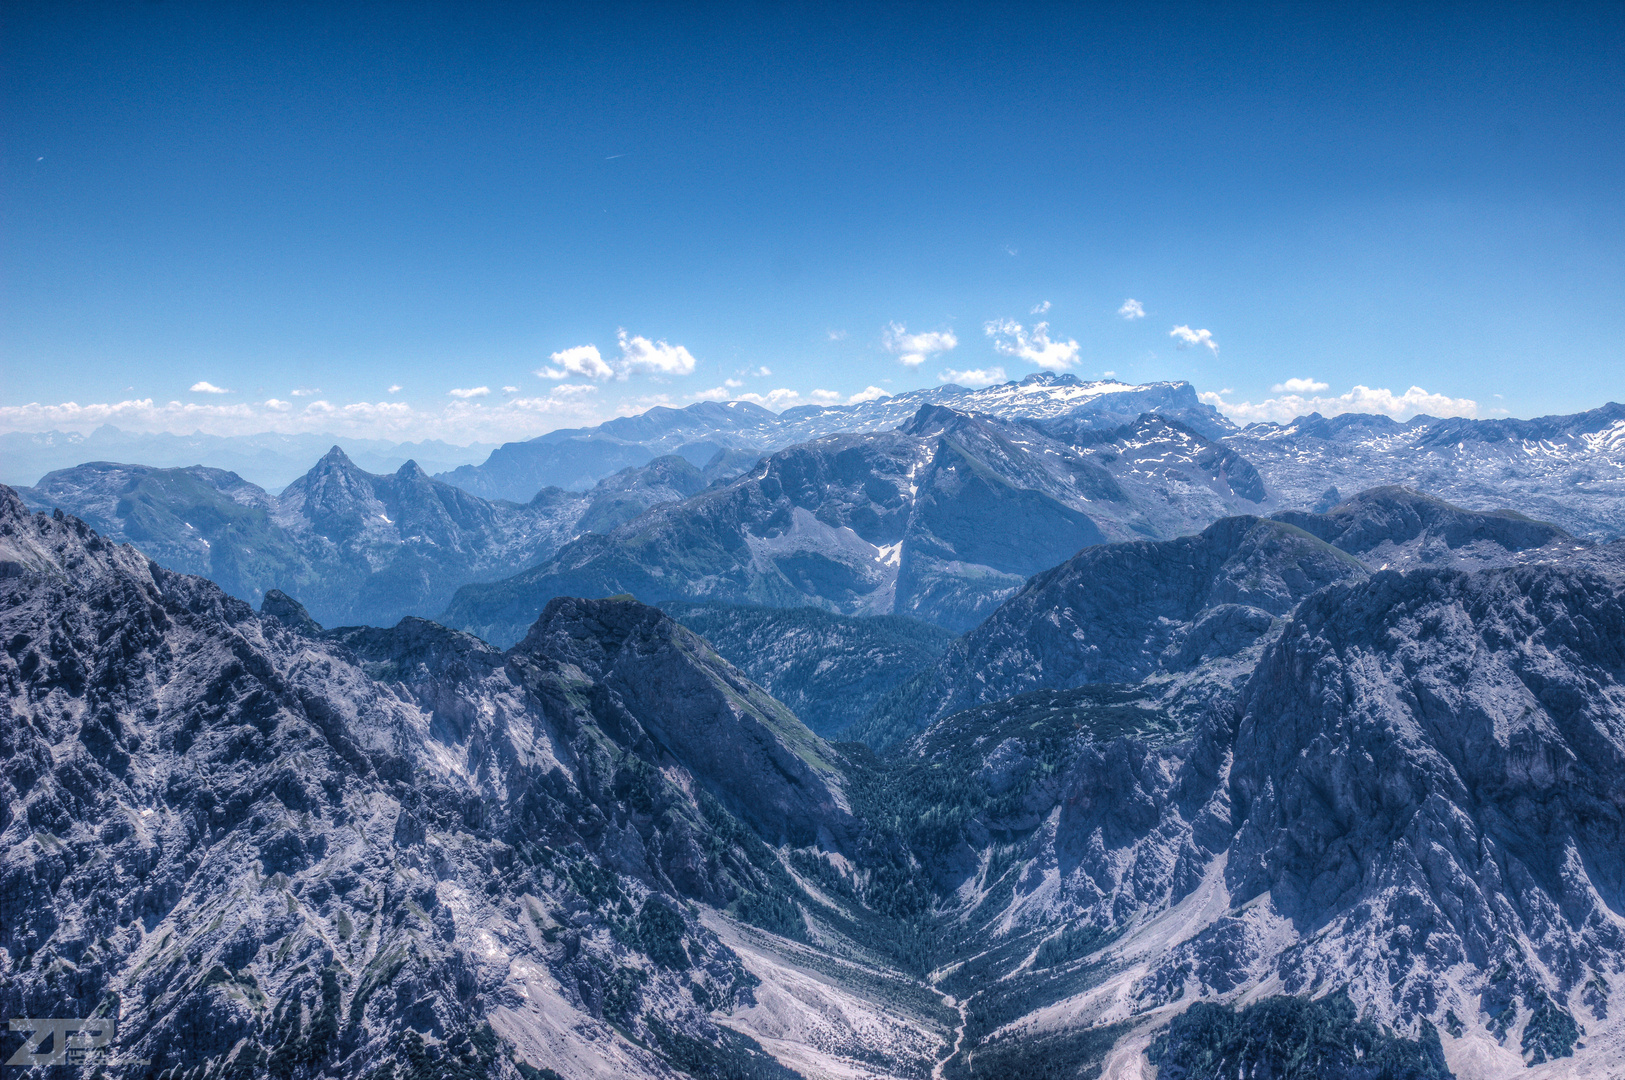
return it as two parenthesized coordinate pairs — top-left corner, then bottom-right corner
(259, 587), (323, 635)
(0, 482), (154, 582)
(391, 457), (431, 483)
(898, 401), (971, 436)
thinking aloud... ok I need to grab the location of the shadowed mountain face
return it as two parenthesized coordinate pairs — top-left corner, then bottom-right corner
(659, 602), (959, 738)
(1272, 485), (1583, 570)
(440, 406), (1275, 646)
(15, 449), (748, 630)
(858, 490), (1598, 749)
(837, 543), (1625, 1077)
(852, 516), (1367, 746)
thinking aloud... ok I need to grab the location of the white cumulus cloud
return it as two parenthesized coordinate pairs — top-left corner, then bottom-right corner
(1170, 325), (1218, 353)
(1118, 299), (1145, 320)
(883, 323), (958, 367)
(1200, 384), (1479, 425)
(190, 381), (231, 394)
(387, 384), (403, 393)
(809, 389), (841, 404)
(449, 386), (491, 399)
(616, 329), (696, 377)
(724, 378), (744, 388)
(939, 367), (1007, 388)
(848, 386), (889, 404)
(544, 333), (698, 380)
(984, 319), (1079, 371)
(264, 398), (291, 411)
(538, 344), (615, 381)
(502, 385), (519, 393)
(1272, 377), (1329, 394)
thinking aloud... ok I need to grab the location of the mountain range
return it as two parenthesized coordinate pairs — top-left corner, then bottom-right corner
(5, 480), (1623, 1079)
(14, 447), (748, 629)
(438, 404), (1274, 645)
(0, 426), (497, 492)
(431, 376), (1230, 501)
(6, 378), (1625, 1080)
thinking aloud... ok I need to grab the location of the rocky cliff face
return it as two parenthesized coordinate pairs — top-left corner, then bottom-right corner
(872, 491), (1597, 748)
(0, 487), (866, 1079)
(1273, 485), (1585, 570)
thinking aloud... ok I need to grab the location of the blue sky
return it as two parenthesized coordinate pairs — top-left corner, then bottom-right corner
(3, 1), (1622, 441)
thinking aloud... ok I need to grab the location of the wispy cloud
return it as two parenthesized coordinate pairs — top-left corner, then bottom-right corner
(449, 386), (491, 398)
(749, 365), (772, 377)
(1200, 384), (1479, 424)
(883, 323), (958, 367)
(827, 329), (847, 341)
(545, 383), (597, 398)
(984, 319), (1079, 371)
(1118, 299), (1145, 320)
(724, 378), (744, 388)
(1170, 325), (1218, 353)
(1031, 300), (1051, 315)
(291, 387), (320, 397)
(939, 367), (1007, 388)
(502, 385), (519, 393)
(190, 381), (231, 394)
(387, 384), (403, 393)
(1272, 377), (1329, 394)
